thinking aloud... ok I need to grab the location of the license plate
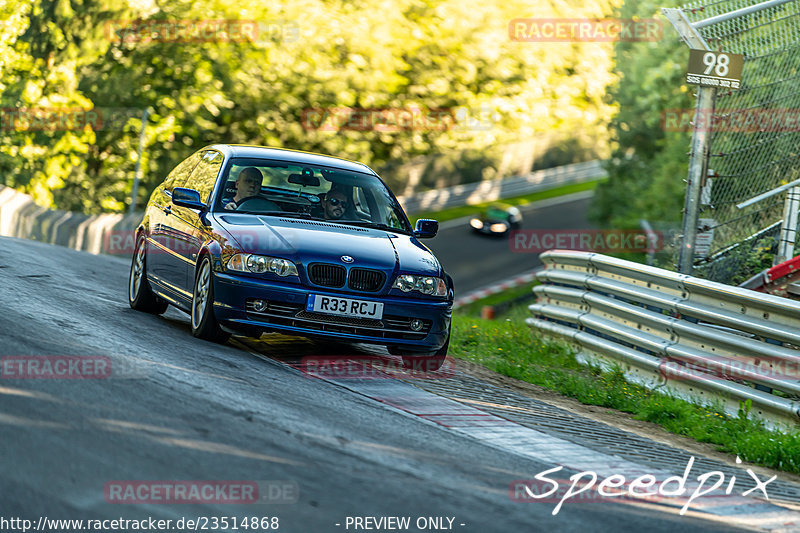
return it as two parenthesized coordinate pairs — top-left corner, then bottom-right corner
(306, 294), (384, 319)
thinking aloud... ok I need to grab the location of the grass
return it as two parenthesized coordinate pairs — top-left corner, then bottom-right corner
(450, 303), (800, 475)
(455, 282), (537, 316)
(409, 178), (604, 225)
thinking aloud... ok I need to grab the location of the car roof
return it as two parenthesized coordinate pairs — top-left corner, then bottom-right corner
(203, 144), (377, 175)
(485, 203), (513, 211)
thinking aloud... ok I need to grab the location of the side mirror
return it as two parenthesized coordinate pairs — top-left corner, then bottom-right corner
(414, 219), (438, 239)
(172, 187), (206, 211)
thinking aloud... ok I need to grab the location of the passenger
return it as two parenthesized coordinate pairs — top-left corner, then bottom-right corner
(321, 187), (349, 220)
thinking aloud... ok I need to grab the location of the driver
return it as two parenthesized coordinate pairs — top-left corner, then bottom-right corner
(321, 187), (349, 220)
(224, 167), (263, 210)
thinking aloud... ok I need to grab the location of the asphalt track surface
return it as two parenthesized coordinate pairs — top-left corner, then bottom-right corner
(0, 234), (767, 532)
(425, 192), (594, 294)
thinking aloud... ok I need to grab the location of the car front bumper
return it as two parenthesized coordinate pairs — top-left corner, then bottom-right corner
(212, 272), (452, 351)
(472, 222), (510, 234)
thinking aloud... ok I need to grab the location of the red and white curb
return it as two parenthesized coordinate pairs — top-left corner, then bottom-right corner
(453, 267), (542, 309)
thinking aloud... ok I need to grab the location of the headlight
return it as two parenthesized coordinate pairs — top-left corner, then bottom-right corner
(392, 274), (447, 296)
(490, 223), (508, 232)
(470, 218), (483, 229)
(226, 253), (298, 276)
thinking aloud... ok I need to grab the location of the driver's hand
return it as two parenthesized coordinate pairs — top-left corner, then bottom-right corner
(224, 201), (237, 210)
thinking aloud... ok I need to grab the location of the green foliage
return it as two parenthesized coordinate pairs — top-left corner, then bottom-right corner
(1, 0), (619, 214)
(696, 235), (777, 286)
(589, 0), (693, 230)
(731, 237), (776, 285)
(738, 398), (753, 421)
(0, 0), (138, 211)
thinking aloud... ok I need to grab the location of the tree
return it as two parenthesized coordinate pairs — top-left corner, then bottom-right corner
(590, 0), (693, 230)
(2, 0), (620, 213)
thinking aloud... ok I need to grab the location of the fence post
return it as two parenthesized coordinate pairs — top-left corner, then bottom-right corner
(776, 186), (800, 264)
(662, 9), (716, 275)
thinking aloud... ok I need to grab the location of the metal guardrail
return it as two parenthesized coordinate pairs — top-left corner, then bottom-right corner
(0, 185), (141, 255)
(527, 250), (800, 429)
(397, 160), (606, 214)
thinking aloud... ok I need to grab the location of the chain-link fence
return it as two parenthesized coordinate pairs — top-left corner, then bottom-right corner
(678, 0), (800, 283)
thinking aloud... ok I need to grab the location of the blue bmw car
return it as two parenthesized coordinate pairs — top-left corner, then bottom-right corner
(128, 145), (453, 370)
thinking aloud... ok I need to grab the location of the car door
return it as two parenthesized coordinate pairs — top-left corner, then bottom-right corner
(165, 150), (224, 295)
(148, 151), (202, 293)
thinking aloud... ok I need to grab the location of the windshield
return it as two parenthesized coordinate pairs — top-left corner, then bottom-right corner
(214, 157), (412, 233)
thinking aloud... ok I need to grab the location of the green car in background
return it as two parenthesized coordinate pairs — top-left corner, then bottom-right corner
(468, 203), (523, 236)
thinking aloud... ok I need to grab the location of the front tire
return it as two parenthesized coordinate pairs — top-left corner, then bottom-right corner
(128, 234), (168, 314)
(391, 334), (450, 372)
(191, 256), (231, 343)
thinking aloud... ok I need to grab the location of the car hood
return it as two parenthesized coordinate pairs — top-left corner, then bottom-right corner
(215, 214), (442, 276)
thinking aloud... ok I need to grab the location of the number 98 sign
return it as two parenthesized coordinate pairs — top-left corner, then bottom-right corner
(686, 49), (743, 89)
(703, 51), (730, 76)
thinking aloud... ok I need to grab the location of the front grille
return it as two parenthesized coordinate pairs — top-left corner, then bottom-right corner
(348, 268), (385, 292)
(245, 300), (431, 340)
(308, 263), (346, 287)
(295, 310), (384, 328)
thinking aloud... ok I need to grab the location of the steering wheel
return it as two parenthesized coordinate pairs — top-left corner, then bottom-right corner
(235, 196), (281, 212)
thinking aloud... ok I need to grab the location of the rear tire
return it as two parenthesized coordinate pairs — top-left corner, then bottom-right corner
(128, 234), (168, 315)
(191, 256), (231, 343)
